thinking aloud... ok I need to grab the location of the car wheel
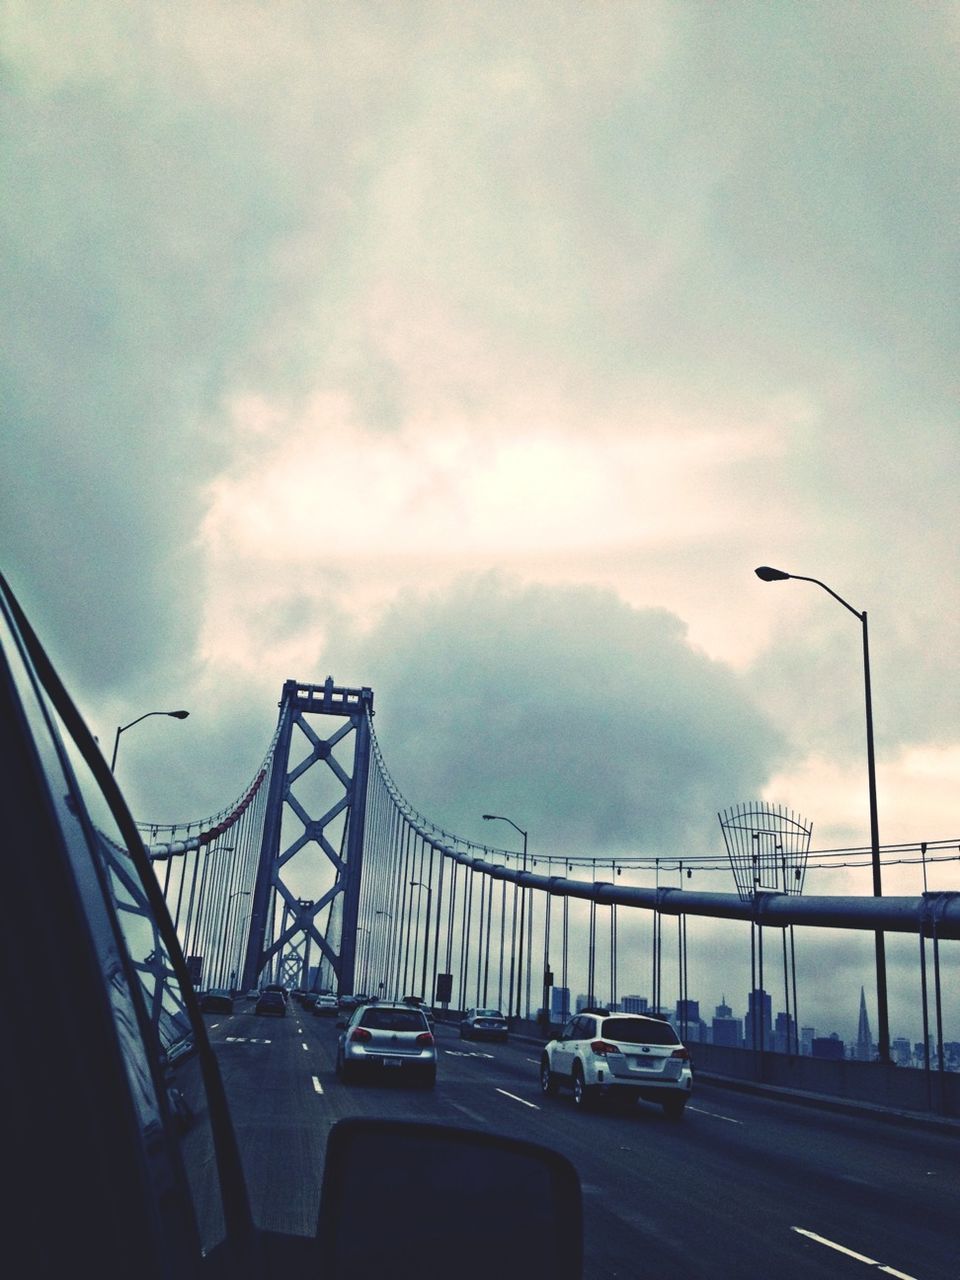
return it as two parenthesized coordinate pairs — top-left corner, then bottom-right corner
(661, 1096), (687, 1120)
(539, 1056), (558, 1096)
(572, 1063), (595, 1110)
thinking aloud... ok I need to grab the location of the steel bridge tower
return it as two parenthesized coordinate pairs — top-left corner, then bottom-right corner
(240, 677), (373, 995)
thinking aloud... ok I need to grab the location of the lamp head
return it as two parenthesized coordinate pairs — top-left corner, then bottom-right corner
(755, 565), (791, 582)
(169, 709), (190, 719)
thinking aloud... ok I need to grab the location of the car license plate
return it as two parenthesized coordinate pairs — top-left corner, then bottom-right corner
(382, 1057), (402, 1068)
(629, 1056), (657, 1069)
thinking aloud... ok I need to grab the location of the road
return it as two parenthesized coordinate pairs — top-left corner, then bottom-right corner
(205, 1001), (959, 1279)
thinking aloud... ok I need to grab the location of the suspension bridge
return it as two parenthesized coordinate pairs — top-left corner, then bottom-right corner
(141, 677), (960, 1113)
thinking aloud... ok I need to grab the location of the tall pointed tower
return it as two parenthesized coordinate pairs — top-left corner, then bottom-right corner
(856, 986), (874, 1062)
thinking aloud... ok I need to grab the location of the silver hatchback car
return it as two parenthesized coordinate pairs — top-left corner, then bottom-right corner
(336, 1002), (437, 1087)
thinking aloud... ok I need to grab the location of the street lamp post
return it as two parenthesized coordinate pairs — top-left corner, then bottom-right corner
(111, 708), (189, 772)
(409, 881), (434, 1003)
(482, 814), (528, 1024)
(755, 564), (890, 1064)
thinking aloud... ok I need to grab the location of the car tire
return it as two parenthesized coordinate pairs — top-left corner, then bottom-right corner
(539, 1056), (559, 1096)
(572, 1062), (595, 1110)
(661, 1096), (687, 1120)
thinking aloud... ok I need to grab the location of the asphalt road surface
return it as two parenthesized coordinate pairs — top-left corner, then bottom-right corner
(205, 1001), (959, 1279)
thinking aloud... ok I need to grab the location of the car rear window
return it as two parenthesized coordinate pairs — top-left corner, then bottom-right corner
(602, 1018), (680, 1046)
(361, 1008), (426, 1031)
(476, 1010), (503, 1019)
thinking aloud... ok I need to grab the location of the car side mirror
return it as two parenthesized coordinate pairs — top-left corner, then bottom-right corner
(315, 1118), (582, 1279)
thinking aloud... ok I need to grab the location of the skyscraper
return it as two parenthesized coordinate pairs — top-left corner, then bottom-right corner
(745, 988), (772, 1051)
(855, 986), (874, 1062)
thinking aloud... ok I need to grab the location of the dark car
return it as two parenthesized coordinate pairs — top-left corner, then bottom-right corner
(460, 1008), (510, 1042)
(199, 989), (234, 1014)
(255, 990), (286, 1017)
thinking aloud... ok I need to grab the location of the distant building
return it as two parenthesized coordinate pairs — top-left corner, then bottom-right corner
(551, 987), (571, 1022)
(675, 999), (707, 1043)
(712, 999), (743, 1048)
(854, 986), (874, 1062)
(575, 993), (591, 1012)
(774, 1011), (797, 1055)
(891, 1036), (912, 1067)
(812, 1034), (845, 1060)
(621, 994), (649, 1014)
(801, 1027), (815, 1056)
(745, 988), (772, 1051)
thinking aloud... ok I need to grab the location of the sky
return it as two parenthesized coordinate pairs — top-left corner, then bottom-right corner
(3, 1), (958, 1044)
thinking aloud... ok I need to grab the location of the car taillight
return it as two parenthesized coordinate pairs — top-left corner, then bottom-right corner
(416, 1032), (434, 1047)
(350, 1027), (372, 1042)
(590, 1040), (621, 1056)
(671, 1047), (689, 1060)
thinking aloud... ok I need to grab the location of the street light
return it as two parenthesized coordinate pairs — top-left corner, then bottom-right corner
(409, 881), (434, 1003)
(482, 814), (528, 1024)
(755, 564), (890, 1064)
(111, 708), (189, 772)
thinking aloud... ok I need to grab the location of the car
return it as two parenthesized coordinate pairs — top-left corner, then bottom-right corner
(336, 1001), (437, 1087)
(460, 1008), (509, 1042)
(199, 989), (234, 1014)
(261, 982), (288, 1003)
(312, 994), (339, 1016)
(255, 990), (287, 1017)
(539, 1010), (692, 1117)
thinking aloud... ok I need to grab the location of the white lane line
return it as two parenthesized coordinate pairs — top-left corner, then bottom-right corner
(496, 1088), (540, 1110)
(791, 1228), (918, 1279)
(687, 1105), (742, 1124)
(449, 1101), (487, 1125)
(302, 1042), (309, 1051)
(312, 1076), (324, 1094)
(210, 1023), (220, 1030)
(525, 1057), (539, 1064)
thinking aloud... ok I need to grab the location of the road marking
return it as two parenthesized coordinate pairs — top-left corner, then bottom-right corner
(687, 1105), (742, 1124)
(443, 1050), (495, 1060)
(312, 1076), (324, 1094)
(791, 1228), (918, 1279)
(449, 1101), (488, 1124)
(496, 1088), (540, 1110)
(302, 1042), (310, 1051)
(525, 1057), (539, 1064)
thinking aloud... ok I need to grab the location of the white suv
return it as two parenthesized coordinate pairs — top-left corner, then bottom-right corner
(540, 1010), (692, 1118)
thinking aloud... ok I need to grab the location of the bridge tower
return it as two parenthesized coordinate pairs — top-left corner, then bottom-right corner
(240, 678), (373, 996)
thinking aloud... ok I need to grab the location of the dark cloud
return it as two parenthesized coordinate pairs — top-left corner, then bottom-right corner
(344, 574), (791, 856)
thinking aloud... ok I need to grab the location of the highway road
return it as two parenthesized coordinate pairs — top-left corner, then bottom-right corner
(205, 1001), (959, 1279)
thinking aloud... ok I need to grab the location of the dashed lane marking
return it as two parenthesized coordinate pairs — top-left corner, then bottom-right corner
(791, 1228), (918, 1279)
(496, 1088), (540, 1110)
(302, 1042), (310, 1051)
(687, 1105), (742, 1124)
(224, 1036), (272, 1044)
(312, 1076), (324, 1094)
(449, 1101), (488, 1125)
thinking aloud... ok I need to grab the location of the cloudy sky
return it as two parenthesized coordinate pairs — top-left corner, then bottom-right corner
(3, 2), (957, 1040)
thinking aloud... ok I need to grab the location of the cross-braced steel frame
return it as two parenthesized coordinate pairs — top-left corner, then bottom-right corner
(240, 678), (372, 995)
